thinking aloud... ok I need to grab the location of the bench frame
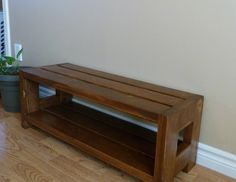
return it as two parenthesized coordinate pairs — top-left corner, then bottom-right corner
(20, 63), (203, 182)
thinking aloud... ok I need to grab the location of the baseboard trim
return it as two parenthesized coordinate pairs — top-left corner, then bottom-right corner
(39, 86), (55, 97)
(39, 87), (236, 179)
(197, 143), (236, 179)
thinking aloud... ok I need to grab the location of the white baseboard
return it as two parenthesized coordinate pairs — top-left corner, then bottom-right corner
(197, 143), (236, 179)
(39, 87), (236, 179)
(39, 86), (55, 97)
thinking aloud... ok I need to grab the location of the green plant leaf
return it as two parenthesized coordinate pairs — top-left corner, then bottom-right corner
(16, 48), (23, 59)
(0, 48), (23, 75)
(4, 56), (15, 65)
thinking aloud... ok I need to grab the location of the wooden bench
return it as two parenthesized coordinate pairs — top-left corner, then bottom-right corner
(20, 63), (203, 182)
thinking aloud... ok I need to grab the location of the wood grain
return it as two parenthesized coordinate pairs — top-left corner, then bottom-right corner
(20, 63), (205, 181)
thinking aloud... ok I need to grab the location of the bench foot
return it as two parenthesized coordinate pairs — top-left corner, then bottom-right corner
(21, 120), (31, 129)
(183, 162), (195, 173)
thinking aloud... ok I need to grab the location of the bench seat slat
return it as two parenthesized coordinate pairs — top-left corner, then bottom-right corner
(60, 63), (192, 99)
(22, 67), (170, 122)
(42, 65), (184, 107)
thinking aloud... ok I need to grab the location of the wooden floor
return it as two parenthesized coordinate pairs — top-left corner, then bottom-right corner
(0, 107), (235, 182)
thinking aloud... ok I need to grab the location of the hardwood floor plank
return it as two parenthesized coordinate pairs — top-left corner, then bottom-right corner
(40, 137), (87, 161)
(0, 118), (83, 182)
(0, 167), (26, 182)
(49, 155), (99, 182)
(192, 166), (236, 182)
(17, 150), (79, 182)
(41, 137), (138, 181)
(12, 162), (53, 182)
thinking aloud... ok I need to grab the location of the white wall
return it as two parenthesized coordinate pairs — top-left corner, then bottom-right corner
(9, 0), (236, 154)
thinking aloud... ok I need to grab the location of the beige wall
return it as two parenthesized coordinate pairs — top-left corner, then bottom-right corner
(9, 0), (236, 154)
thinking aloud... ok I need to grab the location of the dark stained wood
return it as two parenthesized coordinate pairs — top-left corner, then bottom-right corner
(20, 63), (204, 182)
(40, 95), (60, 109)
(175, 145), (191, 175)
(183, 99), (204, 173)
(40, 90), (72, 109)
(20, 71), (39, 128)
(62, 101), (157, 143)
(26, 109), (154, 182)
(42, 65), (184, 106)
(153, 115), (168, 181)
(153, 97), (203, 182)
(153, 115), (179, 182)
(22, 68), (169, 123)
(56, 90), (73, 103)
(59, 63), (192, 99)
(44, 103), (156, 158)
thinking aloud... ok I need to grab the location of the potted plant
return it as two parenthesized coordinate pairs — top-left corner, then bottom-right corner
(0, 49), (23, 112)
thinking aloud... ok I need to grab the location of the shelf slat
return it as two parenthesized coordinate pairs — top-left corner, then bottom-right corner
(44, 103), (156, 158)
(26, 103), (155, 181)
(62, 101), (157, 143)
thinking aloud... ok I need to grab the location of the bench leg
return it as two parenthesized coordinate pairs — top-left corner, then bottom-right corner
(20, 74), (39, 129)
(153, 116), (178, 182)
(56, 90), (72, 103)
(183, 99), (203, 172)
(153, 98), (203, 181)
(39, 90), (73, 109)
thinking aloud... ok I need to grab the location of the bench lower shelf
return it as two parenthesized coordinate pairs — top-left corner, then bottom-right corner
(24, 102), (157, 181)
